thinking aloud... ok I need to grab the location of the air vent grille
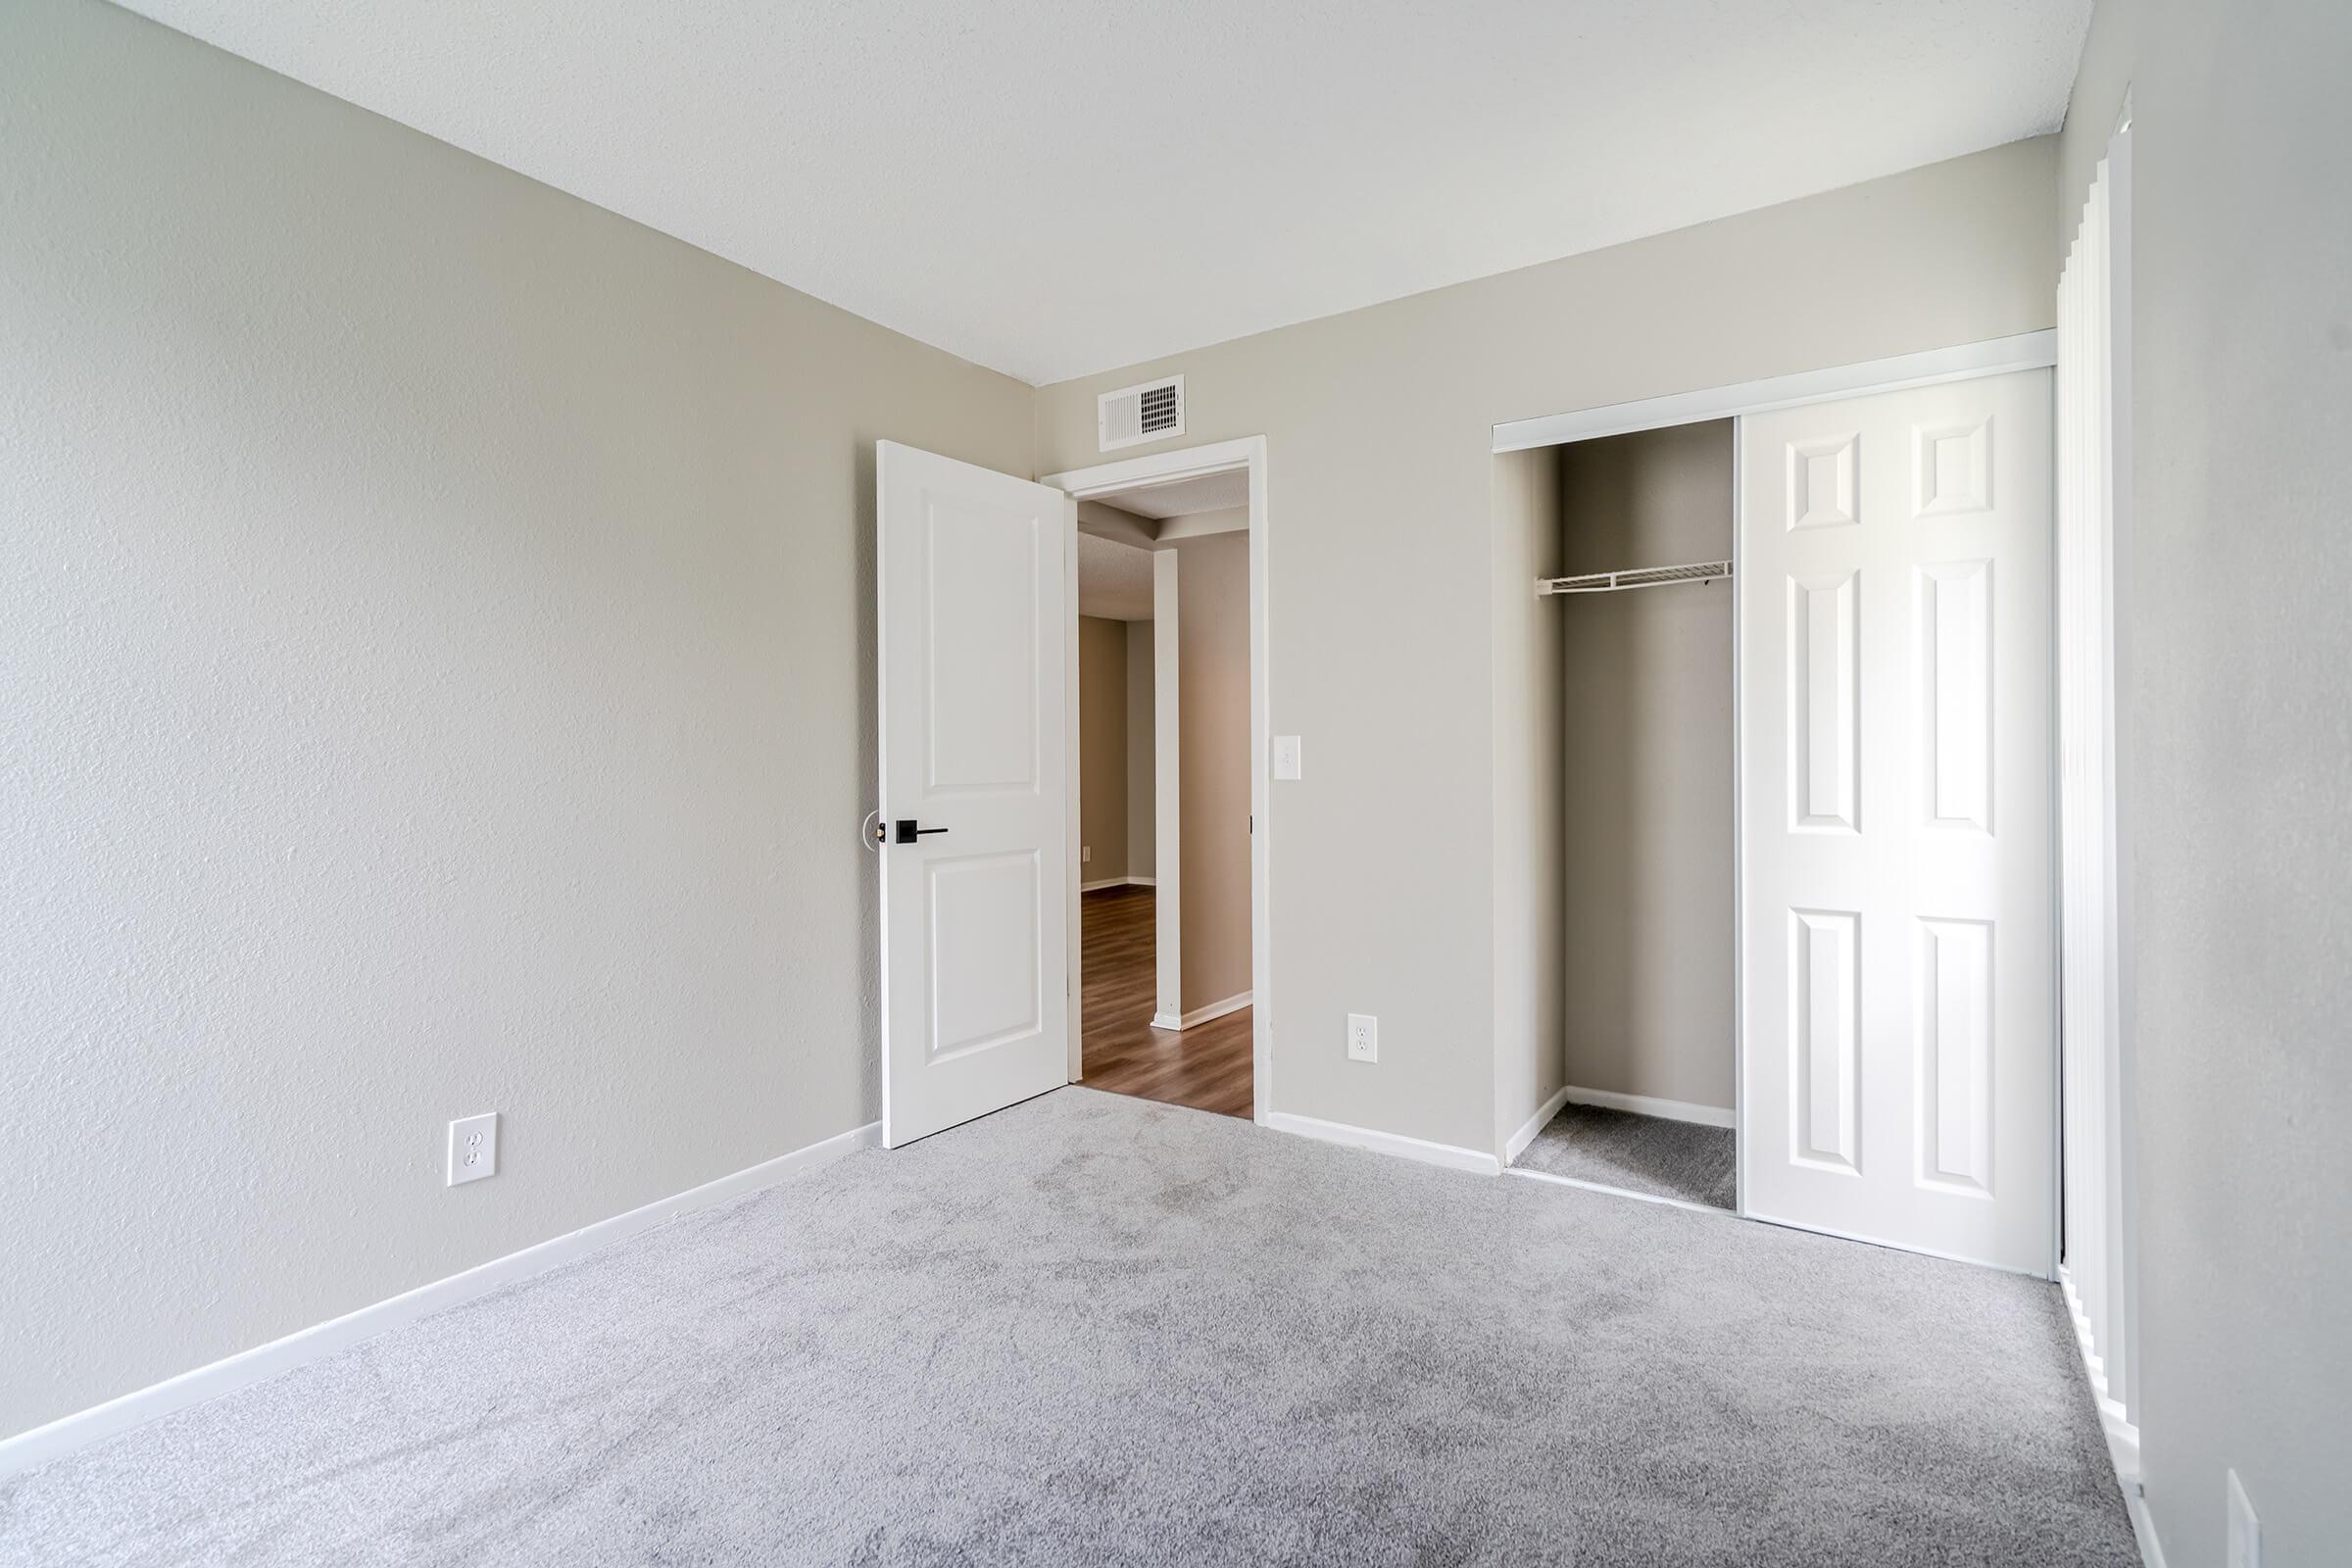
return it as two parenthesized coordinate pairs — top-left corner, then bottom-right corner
(1138, 382), (1179, 432)
(1098, 375), (1185, 451)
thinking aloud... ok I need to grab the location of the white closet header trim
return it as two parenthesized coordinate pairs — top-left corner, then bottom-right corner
(1492, 330), (2057, 454)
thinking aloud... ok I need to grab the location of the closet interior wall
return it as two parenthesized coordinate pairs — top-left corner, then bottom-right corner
(1556, 421), (1737, 1117)
(1492, 445), (1568, 1153)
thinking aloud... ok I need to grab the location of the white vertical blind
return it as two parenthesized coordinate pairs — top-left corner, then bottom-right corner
(2056, 131), (2138, 1469)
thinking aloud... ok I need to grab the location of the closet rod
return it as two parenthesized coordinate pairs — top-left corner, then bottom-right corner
(1536, 560), (1733, 597)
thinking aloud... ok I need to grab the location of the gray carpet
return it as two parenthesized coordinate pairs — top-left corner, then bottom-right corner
(1514, 1101), (1740, 1210)
(1, 1088), (2135, 1567)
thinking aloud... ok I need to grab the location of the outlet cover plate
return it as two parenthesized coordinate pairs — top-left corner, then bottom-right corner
(1347, 1013), (1377, 1063)
(1274, 735), (1302, 780)
(447, 1112), (500, 1187)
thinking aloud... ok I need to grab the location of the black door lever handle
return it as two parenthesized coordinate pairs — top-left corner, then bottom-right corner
(893, 819), (950, 844)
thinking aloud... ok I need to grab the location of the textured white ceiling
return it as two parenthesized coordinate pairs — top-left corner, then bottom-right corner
(119, 0), (2092, 385)
(1077, 532), (1153, 620)
(1109, 469), (1250, 520)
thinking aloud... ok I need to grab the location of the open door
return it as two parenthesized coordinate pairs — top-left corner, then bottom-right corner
(878, 440), (1075, 1147)
(1738, 369), (2055, 1273)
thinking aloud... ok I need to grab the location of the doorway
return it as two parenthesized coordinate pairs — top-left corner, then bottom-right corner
(1045, 440), (1270, 1123)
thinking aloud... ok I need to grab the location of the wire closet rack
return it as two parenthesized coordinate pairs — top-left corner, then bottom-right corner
(1536, 560), (1733, 596)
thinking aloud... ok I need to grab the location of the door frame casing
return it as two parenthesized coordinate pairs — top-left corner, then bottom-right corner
(1041, 436), (1272, 1124)
(1490, 333), (2060, 1275)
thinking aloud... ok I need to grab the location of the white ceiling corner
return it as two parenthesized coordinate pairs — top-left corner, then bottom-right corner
(120, 0), (2094, 386)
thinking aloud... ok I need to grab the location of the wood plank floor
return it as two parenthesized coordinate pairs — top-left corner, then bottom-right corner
(1080, 885), (1251, 1119)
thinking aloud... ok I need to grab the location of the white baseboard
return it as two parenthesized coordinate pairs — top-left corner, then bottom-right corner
(1080, 875), (1155, 893)
(1503, 1084), (1574, 1163)
(1560, 1085), (1735, 1130)
(1180, 991), (1250, 1028)
(1127, 875), (1155, 887)
(0, 1118), (881, 1478)
(1265, 1110), (1501, 1176)
(1148, 991), (1250, 1031)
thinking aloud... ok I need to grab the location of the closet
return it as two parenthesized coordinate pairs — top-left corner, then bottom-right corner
(1496, 361), (2058, 1275)
(1517, 421), (1738, 1211)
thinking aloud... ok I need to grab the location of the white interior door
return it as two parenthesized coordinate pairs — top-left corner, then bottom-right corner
(1739, 369), (2054, 1273)
(878, 440), (1073, 1148)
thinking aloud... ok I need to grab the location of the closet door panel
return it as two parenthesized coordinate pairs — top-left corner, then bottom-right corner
(1788, 569), (1861, 833)
(1739, 368), (2053, 1275)
(1917, 559), (1994, 836)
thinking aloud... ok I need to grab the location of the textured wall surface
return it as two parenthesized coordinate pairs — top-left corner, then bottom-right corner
(2061, 1), (2352, 1560)
(1034, 140), (2059, 1153)
(0, 0), (1029, 1437)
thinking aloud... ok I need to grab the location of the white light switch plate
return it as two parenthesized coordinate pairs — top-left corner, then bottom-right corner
(2227, 1469), (2260, 1568)
(1347, 1013), (1377, 1063)
(1273, 735), (1301, 780)
(447, 1112), (499, 1187)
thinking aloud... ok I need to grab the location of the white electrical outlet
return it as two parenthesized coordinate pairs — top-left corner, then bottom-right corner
(1347, 1013), (1377, 1063)
(447, 1112), (499, 1187)
(1082, 846), (1091, 863)
(2227, 1469), (2260, 1568)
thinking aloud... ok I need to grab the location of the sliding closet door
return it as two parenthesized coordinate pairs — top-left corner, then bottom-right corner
(1738, 369), (2054, 1274)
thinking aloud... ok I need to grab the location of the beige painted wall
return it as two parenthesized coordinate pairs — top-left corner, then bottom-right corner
(1490, 447), (1566, 1150)
(1125, 625), (1156, 879)
(1173, 533), (1252, 1011)
(1078, 615), (1131, 880)
(1034, 139), (2059, 1152)
(1556, 423), (1735, 1111)
(0, 0), (1032, 1439)
(2061, 2), (2352, 1560)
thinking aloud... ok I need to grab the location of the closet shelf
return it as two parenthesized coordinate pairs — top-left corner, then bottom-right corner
(1536, 560), (1733, 596)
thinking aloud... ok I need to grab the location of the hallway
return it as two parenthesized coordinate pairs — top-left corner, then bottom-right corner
(1079, 887), (1251, 1118)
